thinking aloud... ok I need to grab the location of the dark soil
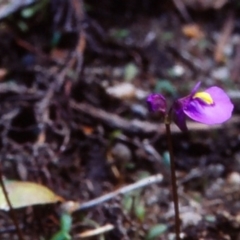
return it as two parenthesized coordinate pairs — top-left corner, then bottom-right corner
(0, 0), (240, 239)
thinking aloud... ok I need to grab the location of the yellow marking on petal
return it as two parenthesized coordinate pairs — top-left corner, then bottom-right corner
(193, 91), (213, 105)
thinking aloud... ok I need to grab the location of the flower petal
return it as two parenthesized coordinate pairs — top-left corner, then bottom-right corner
(173, 101), (188, 131)
(190, 81), (201, 97)
(183, 87), (233, 124)
(174, 109), (188, 131)
(147, 94), (166, 113)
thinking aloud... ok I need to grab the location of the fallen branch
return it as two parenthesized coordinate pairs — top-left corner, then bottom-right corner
(62, 174), (163, 213)
(78, 174), (163, 211)
(70, 101), (238, 135)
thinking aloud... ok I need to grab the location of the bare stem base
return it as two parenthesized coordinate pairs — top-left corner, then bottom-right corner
(165, 122), (181, 240)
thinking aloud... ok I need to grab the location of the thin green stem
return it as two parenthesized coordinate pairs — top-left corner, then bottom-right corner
(0, 166), (25, 240)
(165, 121), (181, 240)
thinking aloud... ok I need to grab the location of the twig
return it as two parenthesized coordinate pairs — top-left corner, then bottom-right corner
(0, 166), (25, 240)
(70, 101), (238, 135)
(214, 11), (235, 63)
(14, 36), (65, 67)
(172, 0), (191, 22)
(76, 174), (163, 211)
(75, 224), (114, 239)
(70, 100), (166, 134)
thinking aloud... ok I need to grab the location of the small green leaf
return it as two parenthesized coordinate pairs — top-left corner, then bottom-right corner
(21, 8), (35, 18)
(124, 63), (138, 81)
(50, 230), (71, 240)
(137, 171), (151, 180)
(17, 21), (28, 32)
(0, 180), (63, 210)
(162, 151), (170, 167)
(122, 194), (133, 212)
(205, 215), (216, 222)
(146, 224), (168, 240)
(109, 130), (122, 142)
(162, 32), (174, 41)
(110, 29), (129, 39)
(134, 203), (145, 222)
(125, 162), (135, 169)
(61, 213), (72, 232)
(21, 0), (49, 18)
(50, 213), (72, 240)
(51, 31), (62, 48)
(154, 80), (176, 96)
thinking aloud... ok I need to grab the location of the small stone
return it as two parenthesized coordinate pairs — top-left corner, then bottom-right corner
(172, 65), (185, 76)
(181, 211), (202, 227)
(206, 164), (224, 178)
(227, 172), (240, 185)
(106, 82), (148, 100)
(211, 67), (229, 81)
(131, 104), (148, 118)
(111, 143), (132, 163)
(170, 65), (185, 77)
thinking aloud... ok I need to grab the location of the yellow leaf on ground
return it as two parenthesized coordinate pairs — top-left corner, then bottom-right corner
(0, 180), (64, 210)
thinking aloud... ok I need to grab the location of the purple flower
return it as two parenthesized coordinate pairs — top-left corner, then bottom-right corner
(147, 94), (166, 114)
(173, 82), (234, 131)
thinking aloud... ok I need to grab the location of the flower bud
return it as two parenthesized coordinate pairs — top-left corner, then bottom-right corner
(147, 94), (166, 114)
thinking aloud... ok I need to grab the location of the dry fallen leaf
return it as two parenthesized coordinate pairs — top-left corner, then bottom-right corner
(81, 125), (94, 135)
(0, 180), (64, 210)
(182, 24), (204, 39)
